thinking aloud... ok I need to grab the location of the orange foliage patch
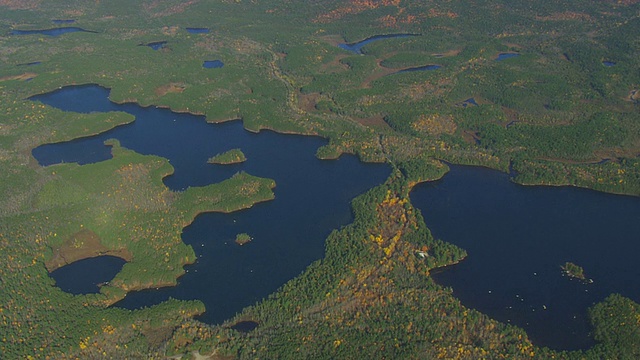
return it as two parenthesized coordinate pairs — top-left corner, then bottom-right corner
(143, 0), (200, 18)
(412, 114), (457, 136)
(536, 12), (593, 21)
(0, 0), (40, 9)
(428, 8), (459, 19)
(314, 0), (402, 23)
(155, 83), (186, 97)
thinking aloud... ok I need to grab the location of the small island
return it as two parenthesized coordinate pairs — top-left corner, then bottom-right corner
(235, 233), (252, 246)
(562, 262), (593, 283)
(208, 148), (246, 165)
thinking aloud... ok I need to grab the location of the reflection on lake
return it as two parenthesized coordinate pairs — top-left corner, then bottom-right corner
(338, 34), (420, 54)
(411, 165), (640, 350)
(50, 256), (126, 295)
(31, 84), (390, 324)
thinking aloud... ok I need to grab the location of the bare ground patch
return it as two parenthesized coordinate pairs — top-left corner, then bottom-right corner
(45, 229), (132, 272)
(155, 82), (186, 97)
(432, 48), (462, 57)
(298, 92), (320, 112)
(0, 73), (37, 82)
(353, 115), (393, 131)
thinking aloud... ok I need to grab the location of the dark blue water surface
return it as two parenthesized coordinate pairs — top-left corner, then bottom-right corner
(602, 61), (616, 67)
(395, 64), (441, 74)
(462, 98), (478, 107)
(496, 52), (520, 61)
(203, 60), (224, 69)
(11, 27), (93, 37)
(412, 165), (640, 350)
(31, 84), (390, 324)
(186, 27), (210, 34)
(230, 320), (259, 333)
(50, 256), (126, 295)
(144, 41), (167, 50)
(338, 34), (420, 54)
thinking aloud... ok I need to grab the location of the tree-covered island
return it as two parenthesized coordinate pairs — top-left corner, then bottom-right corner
(208, 148), (247, 165)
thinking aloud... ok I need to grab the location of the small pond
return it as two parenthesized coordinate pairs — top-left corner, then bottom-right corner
(463, 98), (478, 106)
(394, 64), (441, 74)
(186, 27), (210, 34)
(31, 84), (390, 324)
(50, 256), (126, 295)
(338, 33), (420, 54)
(496, 52), (520, 61)
(411, 165), (640, 350)
(11, 27), (93, 37)
(143, 41), (167, 50)
(203, 60), (224, 69)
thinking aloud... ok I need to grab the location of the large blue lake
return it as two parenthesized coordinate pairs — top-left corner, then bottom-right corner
(411, 165), (640, 350)
(32, 85), (390, 324)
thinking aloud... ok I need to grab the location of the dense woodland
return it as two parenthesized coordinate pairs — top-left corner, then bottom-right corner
(0, 0), (639, 358)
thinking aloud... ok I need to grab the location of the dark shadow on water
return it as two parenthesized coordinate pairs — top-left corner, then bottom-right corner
(411, 165), (640, 350)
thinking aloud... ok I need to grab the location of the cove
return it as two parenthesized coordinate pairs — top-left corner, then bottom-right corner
(31, 85), (390, 324)
(50, 256), (126, 295)
(338, 34), (420, 54)
(411, 165), (640, 350)
(11, 27), (94, 37)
